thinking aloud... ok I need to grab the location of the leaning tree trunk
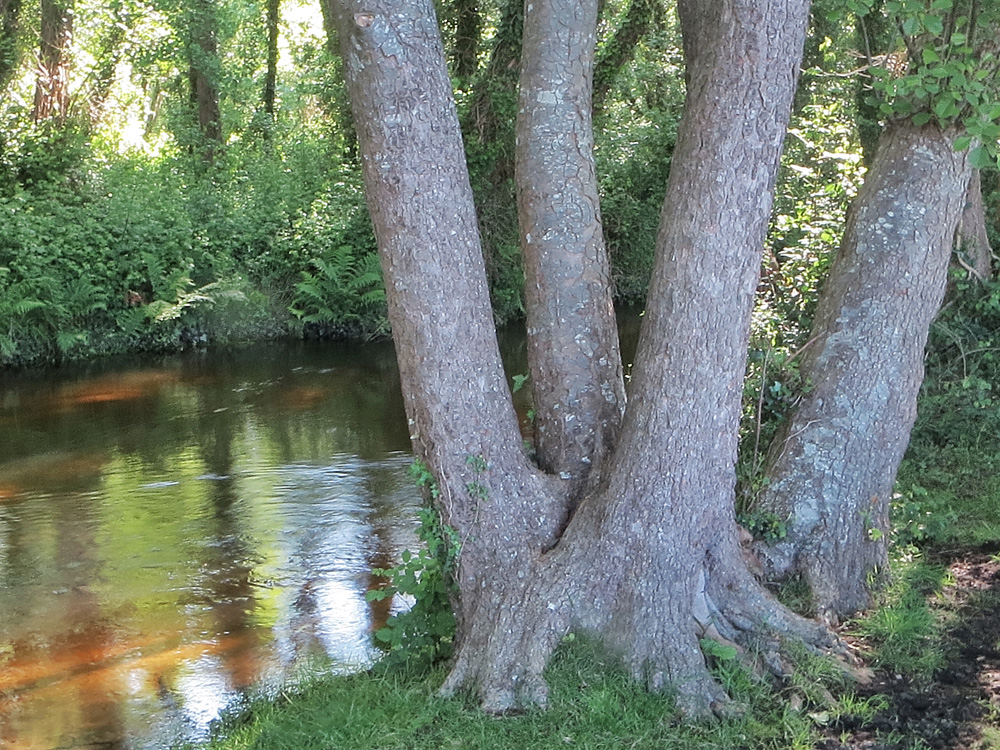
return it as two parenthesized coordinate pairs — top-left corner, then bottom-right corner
(756, 122), (973, 620)
(516, 0), (625, 500)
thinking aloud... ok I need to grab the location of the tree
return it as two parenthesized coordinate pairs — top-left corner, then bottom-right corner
(957, 170), (994, 281)
(756, 121), (972, 619)
(516, 0), (624, 498)
(263, 0), (279, 116)
(0, 0), (21, 91)
(754, 0), (996, 620)
(331, 0), (839, 716)
(184, 0), (222, 156)
(33, 0), (74, 123)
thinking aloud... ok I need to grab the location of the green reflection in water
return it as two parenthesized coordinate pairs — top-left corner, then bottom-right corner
(0, 342), (420, 750)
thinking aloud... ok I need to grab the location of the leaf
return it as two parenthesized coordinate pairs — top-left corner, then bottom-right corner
(953, 134), (973, 151)
(969, 145), (998, 170)
(913, 112), (933, 126)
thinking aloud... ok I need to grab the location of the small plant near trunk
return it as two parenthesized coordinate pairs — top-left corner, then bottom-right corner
(367, 461), (460, 666)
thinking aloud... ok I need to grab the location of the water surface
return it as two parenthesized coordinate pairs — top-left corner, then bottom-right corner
(0, 341), (420, 749)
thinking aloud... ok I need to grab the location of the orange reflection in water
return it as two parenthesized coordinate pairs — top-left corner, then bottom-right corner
(54, 370), (180, 409)
(0, 632), (258, 750)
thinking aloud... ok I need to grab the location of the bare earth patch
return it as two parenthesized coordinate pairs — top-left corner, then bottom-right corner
(820, 547), (1000, 750)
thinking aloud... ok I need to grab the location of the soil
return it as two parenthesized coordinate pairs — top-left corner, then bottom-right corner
(818, 546), (1000, 750)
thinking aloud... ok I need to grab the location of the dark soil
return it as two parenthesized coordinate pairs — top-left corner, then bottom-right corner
(819, 547), (1000, 750)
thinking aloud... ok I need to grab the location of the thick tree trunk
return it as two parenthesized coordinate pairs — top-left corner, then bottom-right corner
(442, 0), (834, 716)
(0, 0), (21, 91)
(330, 0), (566, 645)
(517, 0), (625, 497)
(263, 0), (279, 116)
(956, 170), (994, 282)
(33, 0), (73, 123)
(335, 0), (837, 719)
(757, 123), (973, 620)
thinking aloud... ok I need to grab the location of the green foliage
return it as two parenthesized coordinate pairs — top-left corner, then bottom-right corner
(290, 245), (388, 340)
(366, 462), (460, 667)
(894, 277), (1000, 547)
(853, 0), (1000, 166)
(738, 509), (789, 544)
(849, 557), (951, 681)
(187, 637), (857, 750)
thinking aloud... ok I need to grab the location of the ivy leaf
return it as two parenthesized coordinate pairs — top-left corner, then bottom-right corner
(913, 112), (933, 126)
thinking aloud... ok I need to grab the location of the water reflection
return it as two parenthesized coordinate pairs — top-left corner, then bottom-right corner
(0, 341), (419, 750)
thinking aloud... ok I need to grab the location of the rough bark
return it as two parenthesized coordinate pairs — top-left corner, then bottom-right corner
(335, 0), (837, 719)
(329, 0), (566, 643)
(263, 0), (280, 116)
(956, 170), (994, 282)
(517, 0), (625, 498)
(757, 123), (973, 620)
(0, 0), (21, 91)
(33, 0), (73, 123)
(442, 0), (834, 716)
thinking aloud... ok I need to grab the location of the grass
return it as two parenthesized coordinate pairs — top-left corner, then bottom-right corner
(185, 639), (843, 750)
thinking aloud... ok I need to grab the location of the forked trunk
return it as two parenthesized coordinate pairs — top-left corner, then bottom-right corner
(757, 123), (973, 620)
(334, 0), (837, 718)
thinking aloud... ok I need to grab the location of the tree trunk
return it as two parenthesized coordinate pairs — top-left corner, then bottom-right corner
(263, 0), (279, 116)
(956, 170), (994, 282)
(591, 0), (658, 115)
(334, 0), (836, 718)
(33, 0), (73, 123)
(756, 122), (973, 620)
(452, 0), (479, 81)
(516, 0), (625, 498)
(0, 0), (22, 91)
(186, 0), (222, 158)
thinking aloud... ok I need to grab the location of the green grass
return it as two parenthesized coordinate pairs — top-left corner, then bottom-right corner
(186, 639), (845, 750)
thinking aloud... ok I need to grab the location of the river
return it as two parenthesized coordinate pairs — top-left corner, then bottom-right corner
(0, 338), (446, 749)
(0, 315), (640, 750)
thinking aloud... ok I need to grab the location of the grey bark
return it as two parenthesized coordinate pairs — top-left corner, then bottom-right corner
(334, 0), (837, 719)
(329, 0), (565, 643)
(757, 122), (973, 620)
(517, 0), (625, 500)
(441, 0), (834, 716)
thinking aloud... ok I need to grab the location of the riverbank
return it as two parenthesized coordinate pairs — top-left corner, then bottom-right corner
(181, 542), (1000, 750)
